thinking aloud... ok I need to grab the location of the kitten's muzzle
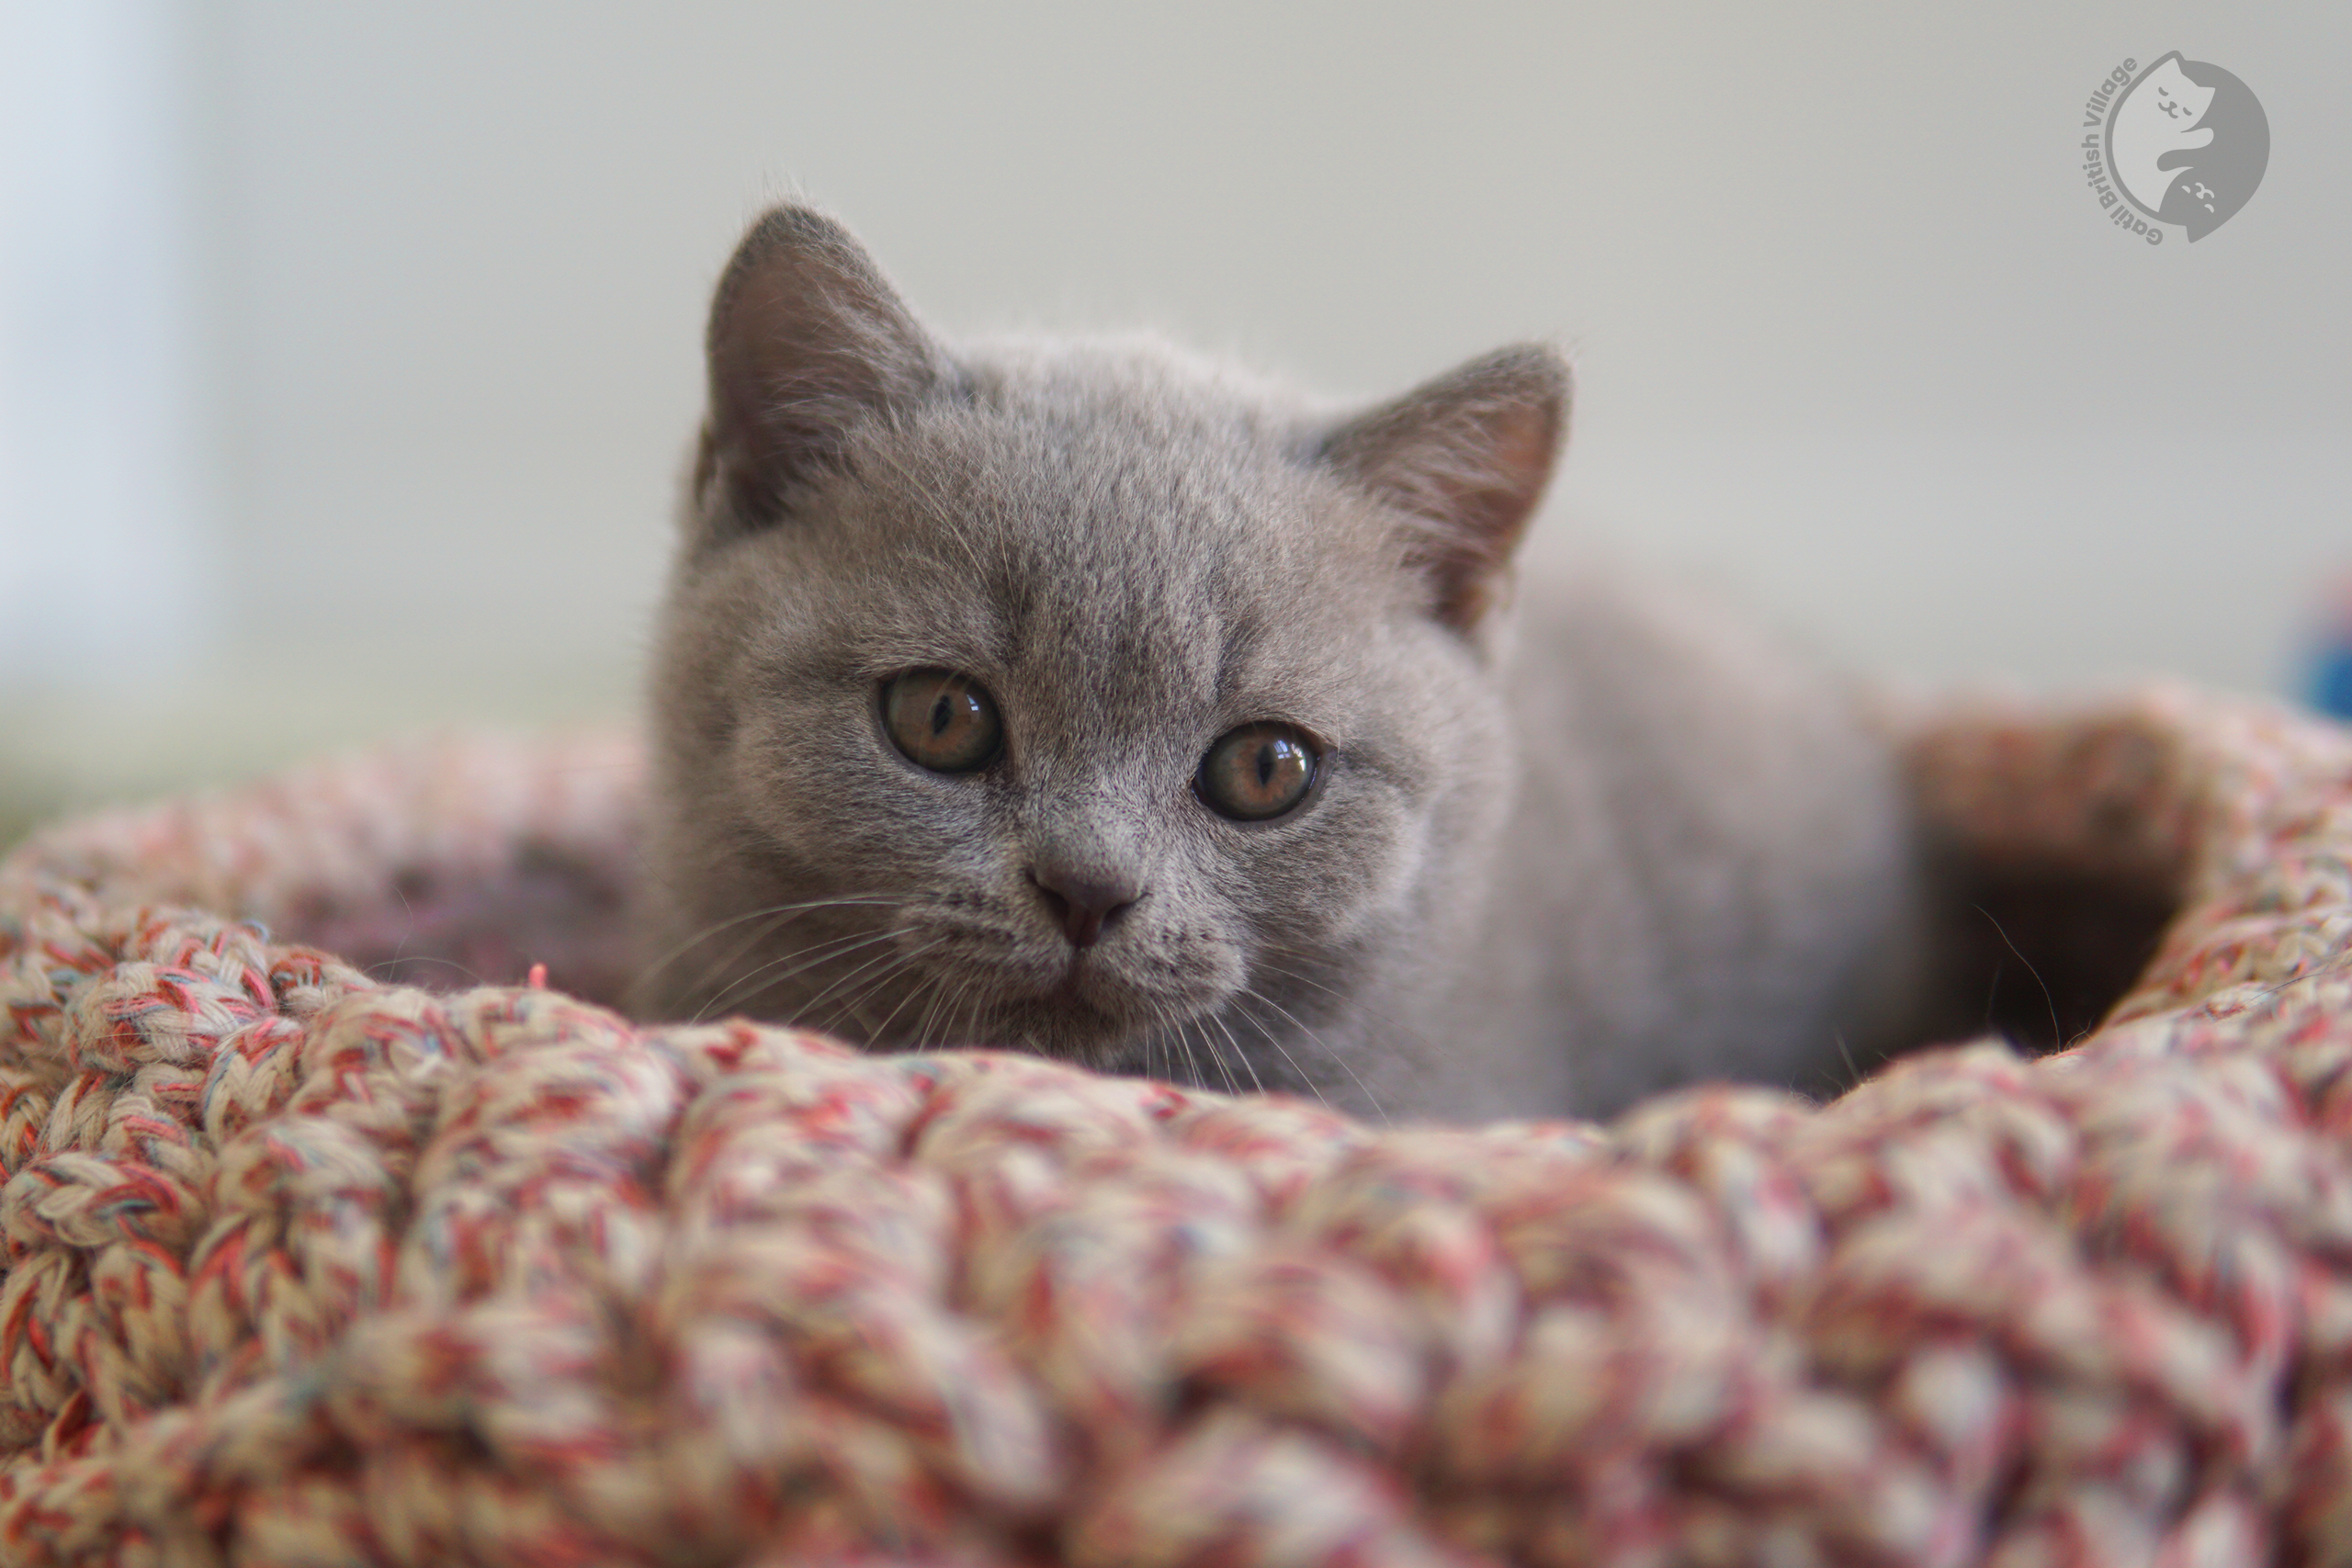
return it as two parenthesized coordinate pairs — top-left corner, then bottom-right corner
(1027, 865), (1143, 950)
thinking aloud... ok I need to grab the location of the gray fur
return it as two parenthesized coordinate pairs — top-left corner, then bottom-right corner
(635, 205), (1928, 1122)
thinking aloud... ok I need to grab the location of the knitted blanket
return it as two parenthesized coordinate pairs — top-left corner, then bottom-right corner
(1, 689), (2348, 1567)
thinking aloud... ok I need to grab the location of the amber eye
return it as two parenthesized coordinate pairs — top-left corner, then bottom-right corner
(1197, 722), (1318, 821)
(883, 670), (1003, 773)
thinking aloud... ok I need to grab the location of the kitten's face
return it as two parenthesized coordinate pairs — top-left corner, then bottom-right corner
(639, 209), (1566, 1086)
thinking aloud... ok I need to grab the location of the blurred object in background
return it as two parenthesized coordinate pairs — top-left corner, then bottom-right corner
(0, 0), (211, 681)
(2307, 574), (2352, 720)
(2, 0), (211, 850)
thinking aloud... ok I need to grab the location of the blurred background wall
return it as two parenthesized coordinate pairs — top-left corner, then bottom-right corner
(3, 0), (2347, 842)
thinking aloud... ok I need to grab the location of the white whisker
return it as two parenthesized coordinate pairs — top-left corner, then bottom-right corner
(693, 927), (901, 1024)
(1221, 1000), (1331, 1111)
(1206, 1009), (1265, 1095)
(636, 895), (901, 1004)
(859, 952), (954, 1045)
(1242, 984), (1386, 1126)
(1172, 1014), (1209, 1093)
(797, 939), (944, 1036)
(1192, 1016), (1241, 1097)
(1250, 954), (1358, 1010)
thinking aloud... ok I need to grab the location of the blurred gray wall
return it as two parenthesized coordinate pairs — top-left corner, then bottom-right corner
(4, 0), (2348, 827)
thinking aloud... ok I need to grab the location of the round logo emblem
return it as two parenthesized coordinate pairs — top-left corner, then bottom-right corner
(2081, 52), (2269, 243)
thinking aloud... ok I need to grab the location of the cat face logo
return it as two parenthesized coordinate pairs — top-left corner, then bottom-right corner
(2103, 52), (2269, 241)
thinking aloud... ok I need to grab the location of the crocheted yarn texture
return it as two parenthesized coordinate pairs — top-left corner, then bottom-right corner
(2, 690), (2349, 1568)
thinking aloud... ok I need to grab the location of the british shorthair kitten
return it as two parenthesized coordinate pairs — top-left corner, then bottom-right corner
(635, 205), (1928, 1122)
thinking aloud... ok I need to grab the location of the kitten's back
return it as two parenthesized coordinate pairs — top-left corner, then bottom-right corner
(1463, 558), (1931, 1117)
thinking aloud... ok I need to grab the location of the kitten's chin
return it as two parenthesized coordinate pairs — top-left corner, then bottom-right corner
(906, 989), (1144, 1068)
(878, 961), (1223, 1072)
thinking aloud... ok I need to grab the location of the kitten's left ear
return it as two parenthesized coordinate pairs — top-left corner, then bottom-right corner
(1316, 344), (1569, 631)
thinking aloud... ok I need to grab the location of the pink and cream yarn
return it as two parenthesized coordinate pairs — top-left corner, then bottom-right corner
(2, 689), (2349, 1566)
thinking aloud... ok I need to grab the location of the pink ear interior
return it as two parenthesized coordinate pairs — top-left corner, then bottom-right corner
(1317, 345), (1569, 631)
(702, 207), (937, 527)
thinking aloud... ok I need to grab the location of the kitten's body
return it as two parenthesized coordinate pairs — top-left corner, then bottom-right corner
(1439, 566), (1921, 1118)
(637, 209), (1926, 1122)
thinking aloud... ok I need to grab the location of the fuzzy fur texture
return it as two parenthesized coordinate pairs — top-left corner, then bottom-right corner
(636, 206), (1928, 1121)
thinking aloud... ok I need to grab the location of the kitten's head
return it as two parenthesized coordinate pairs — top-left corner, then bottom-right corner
(639, 206), (1566, 1083)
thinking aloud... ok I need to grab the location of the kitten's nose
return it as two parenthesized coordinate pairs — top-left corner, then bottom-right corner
(1028, 865), (1142, 949)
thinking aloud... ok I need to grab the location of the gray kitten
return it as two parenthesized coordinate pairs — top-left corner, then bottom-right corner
(635, 205), (1928, 1122)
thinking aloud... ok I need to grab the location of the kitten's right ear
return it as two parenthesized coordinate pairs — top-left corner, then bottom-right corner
(698, 206), (941, 530)
(1315, 344), (1569, 633)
